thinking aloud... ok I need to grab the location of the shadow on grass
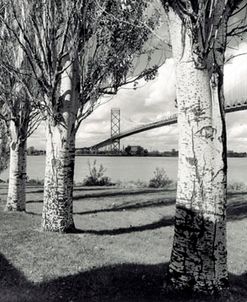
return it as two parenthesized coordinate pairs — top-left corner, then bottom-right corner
(25, 198), (247, 234)
(73, 215), (175, 235)
(26, 198), (175, 218)
(0, 252), (167, 302)
(75, 198), (176, 216)
(25, 211), (41, 216)
(26, 188), (170, 204)
(0, 253), (247, 302)
(72, 188), (168, 201)
(72, 199), (247, 236)
(24, 189), (247, 236)
(0, 253), (39, 302)
(227, 192), (247, 196)
(227, 200), (247, 221)
(24, 187), (115, 195)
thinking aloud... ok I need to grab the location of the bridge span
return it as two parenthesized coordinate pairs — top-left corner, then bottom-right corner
(90, 101), (247, 150)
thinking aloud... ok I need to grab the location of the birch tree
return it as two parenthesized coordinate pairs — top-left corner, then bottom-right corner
(3, 0), (160, 232)
(160, 0), (246, 294)
(0, 7), (41, 212)
(0, 74), (41, 212)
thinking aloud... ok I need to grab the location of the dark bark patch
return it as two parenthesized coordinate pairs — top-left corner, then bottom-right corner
(11, 142), (17, 151)
(186, 157), (197, 166)
(196, 126), (216, 140)
(191, 103), (205, 119)
(169, 205), (227, 293)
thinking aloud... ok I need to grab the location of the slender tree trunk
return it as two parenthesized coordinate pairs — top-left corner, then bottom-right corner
(166, 9), (228, 293)
(5, 121), (28, 212)
(0, 120), (9, 173)
(42, 59), (79, 232)
(4, 2), (30, 212)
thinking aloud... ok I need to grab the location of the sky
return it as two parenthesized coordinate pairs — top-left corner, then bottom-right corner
(28, 41), (247, 153)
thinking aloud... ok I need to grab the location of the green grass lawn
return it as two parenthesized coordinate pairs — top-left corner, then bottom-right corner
(0, 185), (247, 301)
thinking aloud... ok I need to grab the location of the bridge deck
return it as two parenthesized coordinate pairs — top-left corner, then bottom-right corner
(90, 102), (247, 150)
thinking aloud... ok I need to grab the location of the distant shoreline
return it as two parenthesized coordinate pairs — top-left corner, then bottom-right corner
(26, 154), (247, 158)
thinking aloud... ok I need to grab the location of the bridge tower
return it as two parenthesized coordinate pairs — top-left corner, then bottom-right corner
(111, 108), (120, 153)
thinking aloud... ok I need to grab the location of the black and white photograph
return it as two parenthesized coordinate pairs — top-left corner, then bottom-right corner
(0, 1), (247, 301)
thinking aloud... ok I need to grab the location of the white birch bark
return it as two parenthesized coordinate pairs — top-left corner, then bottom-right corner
(5, 5), (29, 212)
(42, 59), (79, 232)
(166, 9), (228, 293)
(5, 121), (27, 211)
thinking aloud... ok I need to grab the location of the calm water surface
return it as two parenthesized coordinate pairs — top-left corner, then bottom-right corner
(0, 156), (246, 184)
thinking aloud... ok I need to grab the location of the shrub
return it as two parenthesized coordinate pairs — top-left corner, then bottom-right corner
(83, 160), (112, 186)
(228, 181), (247, 192)
(149, 167), (173, 188)
(27, 178), (44, 186)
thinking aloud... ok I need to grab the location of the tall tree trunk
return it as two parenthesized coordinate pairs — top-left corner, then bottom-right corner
(166, 9), (228, 293)
(42, 59), (79, 232)
(5, 121), (28, 212)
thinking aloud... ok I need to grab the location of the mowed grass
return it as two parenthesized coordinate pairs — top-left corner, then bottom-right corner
(0, 184), (247, 302)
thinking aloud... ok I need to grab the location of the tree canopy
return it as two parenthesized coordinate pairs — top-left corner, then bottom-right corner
(1, 0), (160, 129)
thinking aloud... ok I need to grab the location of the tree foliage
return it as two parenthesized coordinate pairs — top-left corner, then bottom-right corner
(1, 0), (160, 129)
(161, 0), (247, 74)
(0, 2), (42, 140)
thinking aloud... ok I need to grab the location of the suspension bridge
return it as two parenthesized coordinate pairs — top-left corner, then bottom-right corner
(90, 100), (247, 151)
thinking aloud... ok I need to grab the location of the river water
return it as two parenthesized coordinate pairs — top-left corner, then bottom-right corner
(0, 156), (246, 185)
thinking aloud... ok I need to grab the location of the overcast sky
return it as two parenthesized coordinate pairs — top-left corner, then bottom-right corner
(29, 42), (247, 152)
